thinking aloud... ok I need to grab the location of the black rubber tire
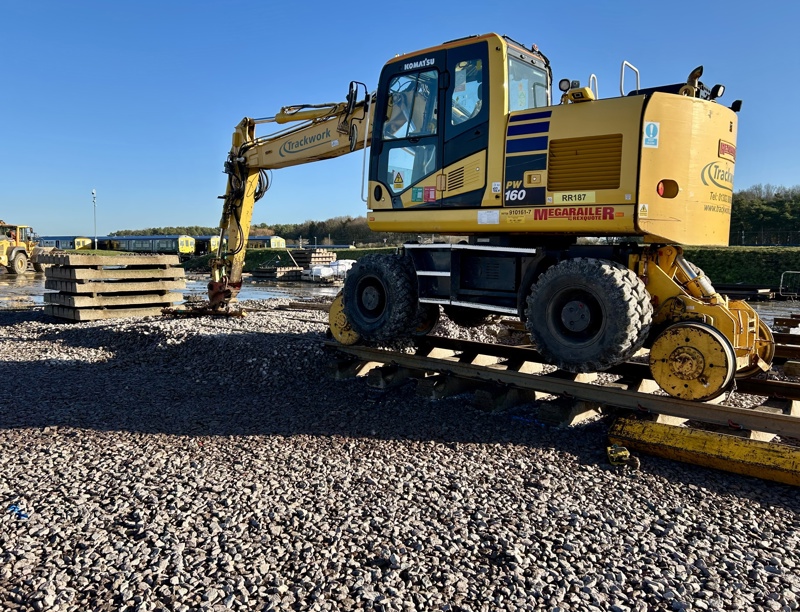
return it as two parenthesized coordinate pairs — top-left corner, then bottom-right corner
(9, 253), (27, 275)
(342, 253), (417, 343)
(412, 303), (440, 336)
(443, 305), (498, 328)
(525, 258), (653, 372)
(33, 262), (48, 273)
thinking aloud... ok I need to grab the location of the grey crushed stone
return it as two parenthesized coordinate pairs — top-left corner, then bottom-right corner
(0, 299), (798, 612)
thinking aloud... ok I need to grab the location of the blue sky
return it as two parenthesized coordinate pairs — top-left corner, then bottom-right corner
(1, 1), (798, 235)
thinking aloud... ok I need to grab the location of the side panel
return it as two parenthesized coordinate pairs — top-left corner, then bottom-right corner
(637, 94), (737, 246)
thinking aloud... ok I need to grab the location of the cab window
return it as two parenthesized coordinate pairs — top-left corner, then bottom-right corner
(451, 59), (484, 125)
(508, 55), (549, 111)
(382, 70), (438, 139)
(387, 145), (437, 194)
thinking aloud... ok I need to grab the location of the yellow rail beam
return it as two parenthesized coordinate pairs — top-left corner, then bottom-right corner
(609, 418), (800, 486)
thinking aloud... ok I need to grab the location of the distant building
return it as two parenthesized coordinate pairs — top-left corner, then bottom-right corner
(248, 236), (286, 248)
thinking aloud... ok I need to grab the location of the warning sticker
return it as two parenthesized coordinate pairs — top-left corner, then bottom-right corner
(643, 122), (659, 148)
(639, 203), (649, 218)
(393, 172), (404, 190)
(411, 187), (423, 202)
(424, 186), (436, 202)
(477, 210), (500, 225)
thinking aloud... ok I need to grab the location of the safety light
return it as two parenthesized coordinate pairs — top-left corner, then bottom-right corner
(657, 179), (679, 198)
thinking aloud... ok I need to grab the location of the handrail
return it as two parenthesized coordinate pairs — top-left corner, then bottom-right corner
(360, 92), (374, 203)
(589, 73), (599, 99)
(620, 60), (640, 96)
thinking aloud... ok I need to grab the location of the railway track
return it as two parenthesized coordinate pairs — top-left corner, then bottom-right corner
(327, 331), (800, 485)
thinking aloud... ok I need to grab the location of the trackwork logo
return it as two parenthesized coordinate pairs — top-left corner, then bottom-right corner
(403, 58), (435, 71)
(279, 128), (331, 156)
(701, 162), (734, 192)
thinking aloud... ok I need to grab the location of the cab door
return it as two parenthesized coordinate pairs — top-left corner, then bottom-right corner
(440, 41), (489, 208)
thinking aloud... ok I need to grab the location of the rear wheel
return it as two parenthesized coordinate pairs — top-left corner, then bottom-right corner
(525, 258), (652, 372)
(9, 252), (27, 275)
(342, 254), (417, 343)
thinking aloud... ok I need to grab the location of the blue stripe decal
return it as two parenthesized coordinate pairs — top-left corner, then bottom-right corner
(507, 121), (550, 137)
(509, 110), (552, 123)
(506, 136), (548, 154)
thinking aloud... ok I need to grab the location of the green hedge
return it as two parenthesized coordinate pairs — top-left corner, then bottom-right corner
(684, 247), (800, 288)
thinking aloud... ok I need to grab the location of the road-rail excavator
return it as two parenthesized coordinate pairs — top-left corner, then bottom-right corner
(209, 32), (773, 402)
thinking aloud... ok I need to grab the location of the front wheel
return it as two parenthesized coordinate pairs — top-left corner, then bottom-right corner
(342, 254), (417, 343)
(9, 253), (28, 275)
(525, 258), (653, 372)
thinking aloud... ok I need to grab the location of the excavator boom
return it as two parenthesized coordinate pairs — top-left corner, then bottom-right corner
(208, 82), (374, 307)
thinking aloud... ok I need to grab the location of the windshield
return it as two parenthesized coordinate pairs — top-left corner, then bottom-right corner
(382, 70), (438, 140)
(508, 56), (549, 112)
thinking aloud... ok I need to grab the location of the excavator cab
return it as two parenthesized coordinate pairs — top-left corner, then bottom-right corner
(368, 34), (550, 213)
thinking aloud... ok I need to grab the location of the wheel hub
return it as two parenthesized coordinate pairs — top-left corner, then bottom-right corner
(361, 285), (381, 311)
(667, 346), (705, 380)
(560, 300), (591, 332)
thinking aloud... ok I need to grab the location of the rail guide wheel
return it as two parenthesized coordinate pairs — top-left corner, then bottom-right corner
(735, 319), (775, 379)
(329, 293), (361, 345)
(649, 321), (736, 401)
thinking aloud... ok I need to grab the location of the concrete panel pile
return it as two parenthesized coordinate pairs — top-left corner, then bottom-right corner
(250, 265), (303, 280)
(290, 248), (337, 268)
(40, 253), (186, 321)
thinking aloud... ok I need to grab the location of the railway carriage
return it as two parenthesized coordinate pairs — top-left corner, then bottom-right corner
(38, 236), (93, 250)
(99, 235), (196, 259)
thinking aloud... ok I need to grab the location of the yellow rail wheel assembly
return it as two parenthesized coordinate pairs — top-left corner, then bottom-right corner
(735, 319), (775, 379)
(329, 293), (361, 345)
(649, 321), (736, 401)
(413, 303), (440, 337)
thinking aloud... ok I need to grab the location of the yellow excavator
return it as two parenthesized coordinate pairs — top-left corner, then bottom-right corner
(0, 222), (52, 273)
(210, 32), (773, 401)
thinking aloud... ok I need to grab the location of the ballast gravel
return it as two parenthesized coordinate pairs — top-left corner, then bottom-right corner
(0, 299), (798, 612)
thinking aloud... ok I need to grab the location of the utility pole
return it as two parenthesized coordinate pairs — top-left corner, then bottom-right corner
(92, 189), (97, 250)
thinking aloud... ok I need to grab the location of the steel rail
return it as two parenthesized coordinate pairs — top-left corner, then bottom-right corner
(330, 338), (800, 439)
(412, 335), (800, 400)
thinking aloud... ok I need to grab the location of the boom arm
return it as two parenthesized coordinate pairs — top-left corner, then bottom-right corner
(208, 82), (374, 308)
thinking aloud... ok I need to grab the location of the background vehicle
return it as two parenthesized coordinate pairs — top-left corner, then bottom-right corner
(1, 222), (53, 273)
(209, 32), (770, 401)
(38, 236), (93, 250)
(97, 235), (196, 259)
(195, 235), (222, 256)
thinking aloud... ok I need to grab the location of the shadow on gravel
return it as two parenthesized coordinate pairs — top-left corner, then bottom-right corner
(1, 309), (797, 507)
